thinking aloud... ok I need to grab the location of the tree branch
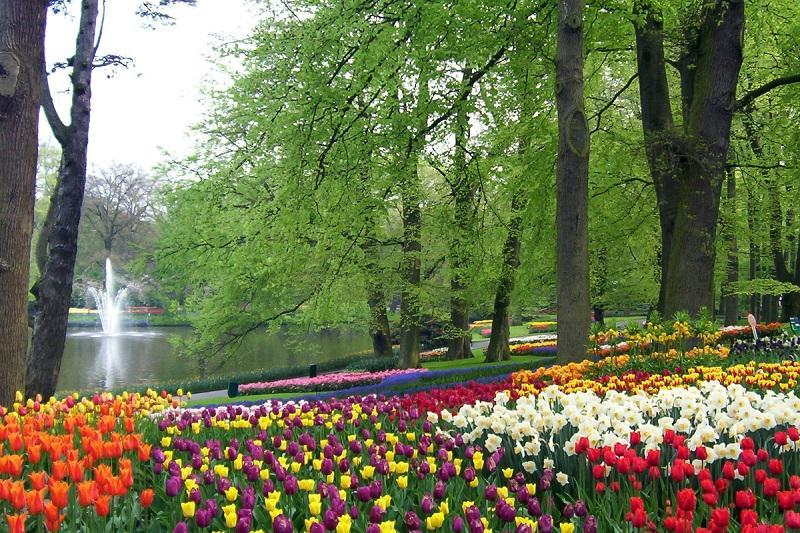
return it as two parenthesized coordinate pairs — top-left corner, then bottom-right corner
(589, 72), (638, 134)
(420, 44), (508, 139)
(41, 73), (68, 145)
(736, 73), (800, 111)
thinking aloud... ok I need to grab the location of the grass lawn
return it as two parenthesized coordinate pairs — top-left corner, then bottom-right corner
(186, 348), (548, 406)
(470, 324), (532, 342)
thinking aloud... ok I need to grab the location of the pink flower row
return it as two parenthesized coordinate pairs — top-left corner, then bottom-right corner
(238, 368), (428, 394)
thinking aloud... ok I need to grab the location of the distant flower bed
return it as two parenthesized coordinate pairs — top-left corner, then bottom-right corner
(719, 322), (785, 341)
(239, 368), (428, 395)
(469, 319), (493, 329)
(527, 320), (557, 333)
(509, 340), (558, 356)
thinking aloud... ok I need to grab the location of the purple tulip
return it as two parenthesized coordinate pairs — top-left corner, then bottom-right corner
(538, 514), (553, 533)
(527, 497), (542, 517)
(195, 509), (212, 528)
(165, 476), (181, 498)
(574, 500), (588, 517)
(515, 524), (533, 533)
(323, 509), (339, 530)
(356, 486), (372, 502)
(272, 515), (293, 533)
(369, 505), (383, 523)
(173, 522), (189, 533)
(404, 512), (421, 530)
(582, 516), (598, 533)
(453, 516), (465, 532)
(421, 494), (434, 514)
(484, 484), (497, 501)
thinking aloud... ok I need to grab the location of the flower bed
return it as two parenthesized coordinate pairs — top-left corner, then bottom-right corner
(509, 340), (558, 356)
(4, 337), (800, 531)
(526, 321), (557, 333)
(239, 369), (427, 395)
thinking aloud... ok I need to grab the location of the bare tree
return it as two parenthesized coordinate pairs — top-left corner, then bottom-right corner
(83, 163), (157, 254)
(0, 0), (48, 404)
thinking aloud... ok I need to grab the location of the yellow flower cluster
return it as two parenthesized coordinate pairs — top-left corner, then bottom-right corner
(511, 347), (800, 398)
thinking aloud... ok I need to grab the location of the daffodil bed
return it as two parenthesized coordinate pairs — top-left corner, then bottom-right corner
(2, 341), (800, 532)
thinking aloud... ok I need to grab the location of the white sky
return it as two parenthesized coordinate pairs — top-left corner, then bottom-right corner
(40, 0), (260, 172)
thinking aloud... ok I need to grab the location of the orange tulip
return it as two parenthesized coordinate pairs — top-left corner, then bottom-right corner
(67, 459), (84, 483)
(140, 488), (154, 508)
(124, 416), (135, 434)
(27, 444), (42, 464)
(4, 455), (23, 477)
(25, 489), (45, 515)
(48, 480), (69, 509)
(76, 480), (98, 506)
(8, 432), (23, 452)
(5, 513), (26, 533)
(137, 443), (152, 462)
(51, 460), (68, 481)
(44, 503), (65, 533)
(28, 470), (47, 491)
(94, 494), (111, 517)
(8, 481), (25, 510)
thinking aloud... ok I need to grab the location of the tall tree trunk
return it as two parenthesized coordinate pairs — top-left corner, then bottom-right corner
(398, 158), (422, 369)
(747, 189), (760, 316)
(446, 69), (474, 361)
(0, 0), (47, 404)
(367, 282), (392, 358)
(485, 194), (523, 363)
(363, 232), (392, 358)
(723, 171), (739, 325)
(633, 1), (679, 317)
(634, 1), (744, 318)
(661, 0), (744, 317)
(27, 0), (99, 398)
(555, 0), (590, 363)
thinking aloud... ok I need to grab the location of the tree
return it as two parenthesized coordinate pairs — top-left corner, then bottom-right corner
(555, 0), (591, 363)
(0, 0), (48, 404)
(27, 0), (195, 398)
(633, 0), (800, 317)
(82, 163), (157, 254)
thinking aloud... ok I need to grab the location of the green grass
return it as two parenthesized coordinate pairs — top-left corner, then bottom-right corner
(470, 324), (532, 342)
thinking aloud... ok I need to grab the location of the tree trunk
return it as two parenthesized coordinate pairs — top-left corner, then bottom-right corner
(398, 159), (422, 369)
(367, 285), (392, 358)
(485, 196), (523, 363)
(0, 0), (47, 404)
(723, 171), (739, 325)
(747, 189), (760, 316)
(634, 1), (744, 318)
(446, 71), (474, 361)
(555, 0), (590, 363)
(661, 0), (744, 317)
(27, 0), (99, 398)
(633, 1), (679, 317)
(363, 237), (392, 358)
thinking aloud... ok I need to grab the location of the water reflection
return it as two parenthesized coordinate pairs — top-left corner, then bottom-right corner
(57, 327), (371, 392)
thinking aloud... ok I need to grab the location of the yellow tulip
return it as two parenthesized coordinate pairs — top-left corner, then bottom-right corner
(180, 501), (196, 518)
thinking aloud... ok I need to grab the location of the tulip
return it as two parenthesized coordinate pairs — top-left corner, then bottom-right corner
(273, 515), (293, 533)
(173, 522), (189, 533)
(165, 476), (181, 498)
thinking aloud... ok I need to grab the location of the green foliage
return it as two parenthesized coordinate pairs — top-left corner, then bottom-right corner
(724, 279), (800, 297)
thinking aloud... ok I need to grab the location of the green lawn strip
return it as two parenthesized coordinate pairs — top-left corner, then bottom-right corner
(470, 324), (535, 342)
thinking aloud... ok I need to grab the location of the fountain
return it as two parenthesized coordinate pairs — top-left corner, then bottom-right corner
(88, 258), (128, 335)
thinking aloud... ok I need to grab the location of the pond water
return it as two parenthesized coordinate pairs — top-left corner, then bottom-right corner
(56, 327), (372, 392)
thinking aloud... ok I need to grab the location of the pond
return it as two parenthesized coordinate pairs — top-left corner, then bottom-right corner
(56, 327), (373, 392)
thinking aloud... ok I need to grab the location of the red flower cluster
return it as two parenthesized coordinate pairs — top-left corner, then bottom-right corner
(576, 429), (800, 531)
